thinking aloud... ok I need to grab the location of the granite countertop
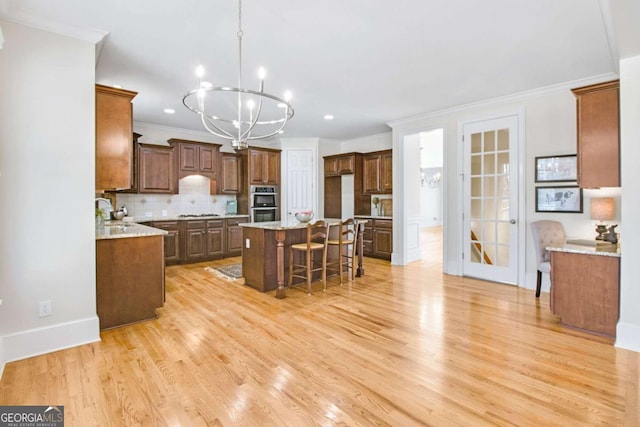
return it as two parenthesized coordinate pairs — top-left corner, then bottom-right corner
(133, 214), (250, 223)
(239, 218), (368, 230)
(96, 221), (168, 240)
(546, 242), (621, 258)
(354, 215), (392, 220)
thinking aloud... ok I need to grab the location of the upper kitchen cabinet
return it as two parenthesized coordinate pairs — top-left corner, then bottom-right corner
(571, 80), (620, 188)
(248, 147), (280, 185)
(168, 138), (222, 180)
(138, 143), (178, 194)
(324, 153), (356, 176)
(220, 153), (242, 194)
(363, 150), (392, 194)
(95, 84), (137, 191)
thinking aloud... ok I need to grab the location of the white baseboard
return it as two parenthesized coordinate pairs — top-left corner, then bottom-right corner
(2, 316), (100, 364)
(615, 322), (640, 352)
(391, 252), (404, 265)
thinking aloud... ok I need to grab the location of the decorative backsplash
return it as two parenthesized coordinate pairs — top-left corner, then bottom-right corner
(116, 175), (236, 218)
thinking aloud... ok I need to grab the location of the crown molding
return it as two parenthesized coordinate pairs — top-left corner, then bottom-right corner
(387, 72), (619, 128)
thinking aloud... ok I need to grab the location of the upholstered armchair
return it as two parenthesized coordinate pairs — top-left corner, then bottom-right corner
(530, 220), (566, 298)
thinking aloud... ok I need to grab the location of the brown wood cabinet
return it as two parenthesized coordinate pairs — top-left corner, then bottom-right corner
(363, 150), (392, 194)
(550, 250), (620, 338)
(184, 219), (224, 262)
(148, 216), (248, 264)
(324, 153), (356, 176)
(138, 144), (178, 194)
(96, 235), (164, 330)
(571, 80), (620, 188)
(168, 138), (222, 180)
(248, 148), (280, 185)
(95, 84), (137, 191)
(151, 221), (181, 265)
(221, 153), (242, 194)
(207, 219), (224, 258)
(225, 217), (246, 256)
(362, 218), (392, 260)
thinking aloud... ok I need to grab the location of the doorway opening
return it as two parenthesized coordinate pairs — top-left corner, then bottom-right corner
(419, 128), (444, 267)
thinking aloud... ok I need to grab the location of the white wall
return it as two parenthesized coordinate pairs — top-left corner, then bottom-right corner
(339, 132), (392, 153)
(0, 20), (100, 369)
(618, 55), (640, 351)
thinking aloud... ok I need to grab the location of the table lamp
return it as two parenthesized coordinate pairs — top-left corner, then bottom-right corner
(590, 197), (614, 240)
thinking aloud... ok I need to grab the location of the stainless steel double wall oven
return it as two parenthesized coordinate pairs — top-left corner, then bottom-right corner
(250, 185), (278, 222)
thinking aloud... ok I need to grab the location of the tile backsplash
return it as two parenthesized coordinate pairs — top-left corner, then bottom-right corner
(116, 175), (236, 218)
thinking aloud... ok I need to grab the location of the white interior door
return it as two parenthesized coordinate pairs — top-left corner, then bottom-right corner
(463, 115), (519, 284)
(285, 149), (315, 221)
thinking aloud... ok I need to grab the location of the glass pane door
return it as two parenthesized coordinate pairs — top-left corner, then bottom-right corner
(464, 116), (518, 284)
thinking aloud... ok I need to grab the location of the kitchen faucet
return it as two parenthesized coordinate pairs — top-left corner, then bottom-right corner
(95, 198), (113, 219)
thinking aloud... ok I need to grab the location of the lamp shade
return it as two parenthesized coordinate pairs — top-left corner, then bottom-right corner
(590, 197), (614, 221)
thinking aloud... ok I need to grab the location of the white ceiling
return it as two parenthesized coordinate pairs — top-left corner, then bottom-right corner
(0, 0), (618, 141)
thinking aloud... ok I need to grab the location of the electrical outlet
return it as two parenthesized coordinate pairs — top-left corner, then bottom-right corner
(39, 300), (52, 317)
(245, 238), (250, 249)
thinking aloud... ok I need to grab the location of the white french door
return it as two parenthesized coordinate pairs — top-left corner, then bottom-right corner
(462, 115), (519, 284)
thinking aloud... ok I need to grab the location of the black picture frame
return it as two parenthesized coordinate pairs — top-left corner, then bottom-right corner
(535, 154), (577, 183)
(535, 186), (583, 213)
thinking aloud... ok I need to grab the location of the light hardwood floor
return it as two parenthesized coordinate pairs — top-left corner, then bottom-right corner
(1, 227), (638, 426)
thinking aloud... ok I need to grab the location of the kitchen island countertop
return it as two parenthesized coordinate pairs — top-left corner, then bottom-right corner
(354, 215), (392, 220)
(239, 218), (366, 231)
(96, 221), (167, 240)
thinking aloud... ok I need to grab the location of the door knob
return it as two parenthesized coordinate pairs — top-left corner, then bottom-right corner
(510, 219), (516, 224)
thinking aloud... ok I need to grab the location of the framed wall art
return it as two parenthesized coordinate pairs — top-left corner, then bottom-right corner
(535, 186), (583, 213)
(535, 154), (577, 183)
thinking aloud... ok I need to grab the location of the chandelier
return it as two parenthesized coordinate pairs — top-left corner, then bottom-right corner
(182, 0), (294, 151)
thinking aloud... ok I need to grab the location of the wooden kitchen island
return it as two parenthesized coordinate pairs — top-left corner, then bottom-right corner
(240, 219), (366, 298)
(96, 222), (167, 329)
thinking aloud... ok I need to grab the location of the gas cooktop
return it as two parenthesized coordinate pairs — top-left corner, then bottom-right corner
(178, 213), (220, 218)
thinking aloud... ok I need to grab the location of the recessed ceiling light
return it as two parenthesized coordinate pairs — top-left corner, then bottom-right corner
(112, 84), (122, 89)
(324, 114), (334, 120)
(164, 108), (175, 114)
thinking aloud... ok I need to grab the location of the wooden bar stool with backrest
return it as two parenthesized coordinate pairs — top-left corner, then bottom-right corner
(327, 218), (357, 284)
(288, 220), (329, 295)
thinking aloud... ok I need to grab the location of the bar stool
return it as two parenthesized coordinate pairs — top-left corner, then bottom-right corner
(288, 220), (329, 295)
(327, 218), (358, 284)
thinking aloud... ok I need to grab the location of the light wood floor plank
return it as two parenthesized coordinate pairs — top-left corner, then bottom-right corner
(0, 227), (637, 426)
